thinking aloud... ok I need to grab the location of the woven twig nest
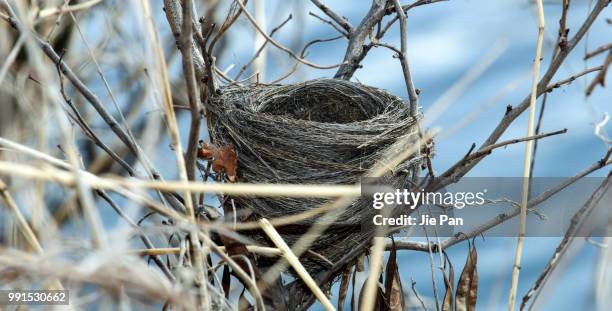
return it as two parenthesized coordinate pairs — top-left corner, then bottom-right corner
(208, 79), (423, 274)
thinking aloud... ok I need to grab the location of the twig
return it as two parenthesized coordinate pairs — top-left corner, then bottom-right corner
(520, 172), (612, 310)
(235, 14), (293, 80)
(96, 190), (175, 281)
(584, 43), (612, 60)
(379, 0), (448, 39)
(550, 0), (570, 59)
(178, 0), (203, 187)
(411, 279), (429, 311)
(37, 0), (102, 19)
(68, 10), (138, 160)
(529, 93), (547, 183)
(508, 0), (545, 308)
(0, 179), (43, 253)
(233, 0), (342, 69)
(586, 51), (611, 96)
(545, 65), (604, 91)
(442, 129), (567, 174)
(422, 218), (441, 311)
(308, 11), (348, 37)
(361, 236), (387, 311)
(259, 218), (336, 311)
(176, 1), (208, 308)
(54, 55), (136, 177)
(131, 245), (282, 257)
(310, 0), (352, 33)
(0, 161), (361, 198)
(334, 0), (387, 79)
(392, 0), (419, 117)
(199, 234), (266, 311)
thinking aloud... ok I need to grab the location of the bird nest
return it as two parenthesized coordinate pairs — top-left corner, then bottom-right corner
(208, 78), (423, 274)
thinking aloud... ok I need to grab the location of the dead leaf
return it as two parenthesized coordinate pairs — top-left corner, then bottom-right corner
(212, 144), (238, 182)
(441, 251), (455, 311)
(455, 245), (478, 311)
(197, 142), (214, 160)
(338, 265), (352, 311)
(197, 143), (238, 182)
(358, 278), (385, 311)
(222, 264), (231, 299)
(384, 241), (405, 311)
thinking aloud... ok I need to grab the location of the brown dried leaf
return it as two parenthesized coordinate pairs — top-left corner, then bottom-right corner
(199, 143), (238, 182)
(358, 279), (385, 311)
(441, 251), (455, 311)
(384, 241), (405, 311)
(338, 265), (352, 311)
(455, 246), (478, 311)
(197, 142), (214, 160)
(222, 264), (231, 299)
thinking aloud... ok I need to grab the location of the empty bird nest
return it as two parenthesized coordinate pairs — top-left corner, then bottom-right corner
(207, 78), (424, 275)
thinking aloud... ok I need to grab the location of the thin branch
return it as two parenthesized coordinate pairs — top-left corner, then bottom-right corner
(529, 92), (547, 183)
(0, 179), (43, 253)
(508, 0), (545, 307)
(586, 51), (611, 96)
(442, 129), (567, 175)
(96, 190), (175, 281)
(235, 14), (293, 80)
(520, 171), (612, 310)
(334, 0), (387, 79)
(392, 0), (419, 116)
(545, 65), (603, 91)
(234, 0), (342, 69)
(379, 0), (448, 39)
(310, 0), (353, 33)
(178, 0), (203, 186)
(259, 218), (335, 311)
(411, 279), (429, 311)
(37, 0), (102, 19)
(584, 43), (612, 60)
(54, 55), (136, 177)
(308, 11), (348, 37)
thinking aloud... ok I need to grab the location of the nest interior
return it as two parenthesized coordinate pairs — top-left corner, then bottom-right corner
(208, 79), (423, 274)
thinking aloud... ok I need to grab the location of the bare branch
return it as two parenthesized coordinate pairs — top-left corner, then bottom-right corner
(392, 0), (419, 116)
(584, 43), (612, 60)
(545, 65), (604, 91)
(310, 0), (353, 33)
(235, 14), (293, 80)
(520, 171), (612, 310)
(334, 0), (387, 79)
(308, 11), (348, 37)
(234, 0), (342, 69)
